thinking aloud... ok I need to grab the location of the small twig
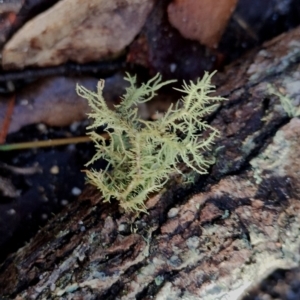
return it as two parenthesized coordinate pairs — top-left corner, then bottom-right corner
(0, 162), (42, 175)
(0, 60), (125, 84)
(0, 94), (15, 143)
(0, 136), (91, 151)
(232, 13), (258, 41)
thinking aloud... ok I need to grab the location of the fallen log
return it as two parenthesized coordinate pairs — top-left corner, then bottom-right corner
(0, 26), (300, 300)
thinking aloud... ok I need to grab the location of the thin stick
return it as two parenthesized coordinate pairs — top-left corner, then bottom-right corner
(0, 94), (15, 143)
(0, 136), (91, 151)
(0, 61), (124, 83)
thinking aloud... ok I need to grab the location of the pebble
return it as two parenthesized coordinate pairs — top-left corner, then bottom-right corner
(50, 165), (59, 174)
(168, 207), (179, 218)
(72, 187), (82, 196)
(7, 209), (16, 216)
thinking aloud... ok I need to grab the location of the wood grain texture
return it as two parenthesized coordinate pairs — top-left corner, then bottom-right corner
(0, 26), (300, 299)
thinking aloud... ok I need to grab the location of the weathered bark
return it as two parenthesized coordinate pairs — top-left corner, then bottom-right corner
(1, 26), (300, 300)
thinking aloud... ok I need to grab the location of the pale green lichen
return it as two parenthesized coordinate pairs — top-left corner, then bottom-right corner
(77, 71), (225, 212)
(268, 84), (300, 117)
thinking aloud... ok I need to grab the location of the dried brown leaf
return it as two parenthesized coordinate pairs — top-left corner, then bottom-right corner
(2, 0), (154, 69)
(168, 0), (238, 48)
